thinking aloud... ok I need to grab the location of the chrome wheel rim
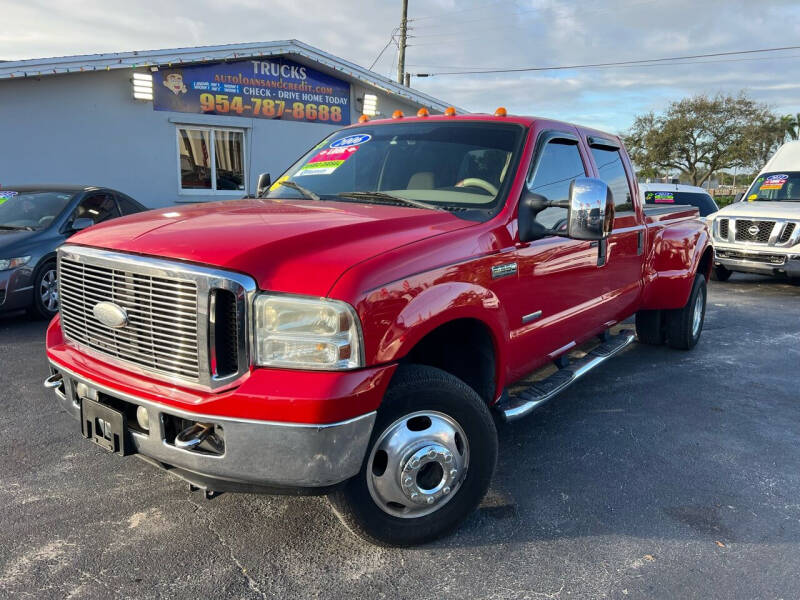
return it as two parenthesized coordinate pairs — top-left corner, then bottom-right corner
(367, 411), (469, 518)
(692, 289), (704, 338)
(40, 269), (59, 312)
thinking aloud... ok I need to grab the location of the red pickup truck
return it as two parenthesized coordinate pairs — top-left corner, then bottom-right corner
(45, 111), (711, 545)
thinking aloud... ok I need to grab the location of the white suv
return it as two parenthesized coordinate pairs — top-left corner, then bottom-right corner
(708, 141), (800, 281)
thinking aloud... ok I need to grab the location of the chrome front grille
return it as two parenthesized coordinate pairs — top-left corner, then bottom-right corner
(718, 218), (729, 239)
(779, 222), (796, 244)
(60, 258), (201, 379)
(715, 217), (799, 247)
(57, 245), (255, 391)
(735, 219), (774, 243)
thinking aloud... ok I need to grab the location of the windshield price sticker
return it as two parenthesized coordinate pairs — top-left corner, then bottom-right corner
(0, 191), (18, 205)
(330, 134), (371, 148)
(652, 191), (674, 203)
(296, 145), (360, 176)
(760, 174), (789, 190)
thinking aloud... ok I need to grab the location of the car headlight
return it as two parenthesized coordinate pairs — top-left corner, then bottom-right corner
(0, 256), (31, 271)
(253, 294), (364, 370)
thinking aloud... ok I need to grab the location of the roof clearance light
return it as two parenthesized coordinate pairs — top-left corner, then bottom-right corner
(132, 72), (153, 101)
(358, 114), (370, 123)
(494, 107), (507, 117)
(416, 107), (429, 117)
(362, 93), (378, 116)
(444, 107), (457, 116)
(392, 110), (404, 119)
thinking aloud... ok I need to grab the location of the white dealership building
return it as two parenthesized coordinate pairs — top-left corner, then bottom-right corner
(0, 40), (455, 208)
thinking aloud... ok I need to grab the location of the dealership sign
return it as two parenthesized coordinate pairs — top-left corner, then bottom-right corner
(153, 58), (350, 124)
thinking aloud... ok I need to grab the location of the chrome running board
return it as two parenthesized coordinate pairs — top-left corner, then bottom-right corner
(497, 330), (636, 422)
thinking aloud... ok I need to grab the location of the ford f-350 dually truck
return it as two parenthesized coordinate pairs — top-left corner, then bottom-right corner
(44, 110), (711, 545)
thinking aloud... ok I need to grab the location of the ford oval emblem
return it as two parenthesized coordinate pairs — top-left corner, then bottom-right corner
(748, 225), (760, 236)
(93, 301), (128, 329)
(330, 133), (371, 148)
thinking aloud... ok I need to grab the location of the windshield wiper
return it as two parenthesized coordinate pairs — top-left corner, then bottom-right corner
(0, 225), (35, 231)
(275, 180), (320, 201)
(336, 191), (444, 212)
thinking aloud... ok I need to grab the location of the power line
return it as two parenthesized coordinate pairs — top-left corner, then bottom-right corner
(411, 45), (800, 76)
(408, 52), (800, 72)
(369, 29), (398, 70)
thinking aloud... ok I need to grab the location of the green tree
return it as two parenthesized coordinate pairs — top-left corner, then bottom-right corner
(624, 93), (775, 186)
(783, 113), (800, 141)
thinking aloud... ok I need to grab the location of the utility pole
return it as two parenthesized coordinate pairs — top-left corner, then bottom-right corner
(398, 0), (408, 85)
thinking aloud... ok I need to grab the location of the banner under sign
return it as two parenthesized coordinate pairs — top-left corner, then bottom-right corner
(153, 58), (350, 124)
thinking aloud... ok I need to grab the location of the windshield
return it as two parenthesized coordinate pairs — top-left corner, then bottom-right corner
(0, 191), (73, 230)
(744, 172), (800, 202)
(266, 121), (524, 213)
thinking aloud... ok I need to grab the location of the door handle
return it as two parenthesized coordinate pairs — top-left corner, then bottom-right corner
(597, 239), (607, 266)
(637, 230), (644, 256)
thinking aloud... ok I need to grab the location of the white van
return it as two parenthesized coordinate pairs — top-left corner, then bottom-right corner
(707, 141), (800, 281)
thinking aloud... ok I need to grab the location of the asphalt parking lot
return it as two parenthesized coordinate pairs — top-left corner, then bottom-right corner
(1, 273), (798, 599)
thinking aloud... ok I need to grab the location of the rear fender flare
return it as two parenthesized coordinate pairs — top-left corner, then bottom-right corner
(641, 227), (711, 310)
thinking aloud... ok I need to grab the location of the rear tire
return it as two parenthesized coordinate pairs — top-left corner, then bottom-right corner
(635, 310), (665, 345)
(328, 365), (498, 546)
(27, 260), (59, 320)
(710, 265), (732, 282)
(665, 274), (707, 350)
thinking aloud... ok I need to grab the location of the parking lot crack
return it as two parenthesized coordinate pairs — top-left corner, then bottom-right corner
(187, 498), (267, 599)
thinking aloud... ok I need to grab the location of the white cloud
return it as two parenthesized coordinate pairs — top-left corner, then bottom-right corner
(2, 0), (799, 132)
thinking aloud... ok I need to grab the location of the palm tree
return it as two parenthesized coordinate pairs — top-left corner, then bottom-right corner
(784, 113), (800, 141)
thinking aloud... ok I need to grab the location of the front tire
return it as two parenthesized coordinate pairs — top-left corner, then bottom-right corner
(665, 273), (707, 350)
(28, 260), (59, 320)
(329, 365), (498, 546)
(710, 264), (732, 282)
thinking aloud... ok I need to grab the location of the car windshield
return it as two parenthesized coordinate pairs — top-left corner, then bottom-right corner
(744, 172), (800, 202)
(642, 190), (719, 217)
(0, 191), (73, 230)
(266, 121), (524, 213)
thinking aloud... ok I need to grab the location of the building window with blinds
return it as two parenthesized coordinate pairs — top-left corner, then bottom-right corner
(177, 127), (245, 195)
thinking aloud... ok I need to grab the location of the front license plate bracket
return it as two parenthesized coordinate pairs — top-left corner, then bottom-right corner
(80, 398), (131, 456)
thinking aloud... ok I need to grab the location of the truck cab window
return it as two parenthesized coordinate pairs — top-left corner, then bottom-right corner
(590, 147), (633, 213)
(528, 140), (586, 230)
(74, 194), (120, 224)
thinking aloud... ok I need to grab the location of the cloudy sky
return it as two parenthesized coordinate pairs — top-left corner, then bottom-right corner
(2, 0), (799, 133)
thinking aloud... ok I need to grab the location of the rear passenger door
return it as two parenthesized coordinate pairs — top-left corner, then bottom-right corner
(508, 131), (609, 379)
(587, 139), (644, 321)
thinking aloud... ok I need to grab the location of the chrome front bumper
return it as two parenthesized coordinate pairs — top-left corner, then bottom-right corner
(714, 245), (800, 277)
(47, 361), (375, 490)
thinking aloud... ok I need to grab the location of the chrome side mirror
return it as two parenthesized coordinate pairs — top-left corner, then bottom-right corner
(71, 217), (95, 231)
(518, 176), (614, 242)
(566, 177), (614, 241)
(256, 172), (271, 198)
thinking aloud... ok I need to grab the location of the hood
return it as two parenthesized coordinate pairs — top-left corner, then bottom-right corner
(713, 200), (800, 220)
(0, 229), (38, 255)
(69, 198), (472, 296)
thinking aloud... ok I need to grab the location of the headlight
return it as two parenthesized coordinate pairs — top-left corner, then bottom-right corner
(0, 256), (31, 271)
(253, 294), (363, 370)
